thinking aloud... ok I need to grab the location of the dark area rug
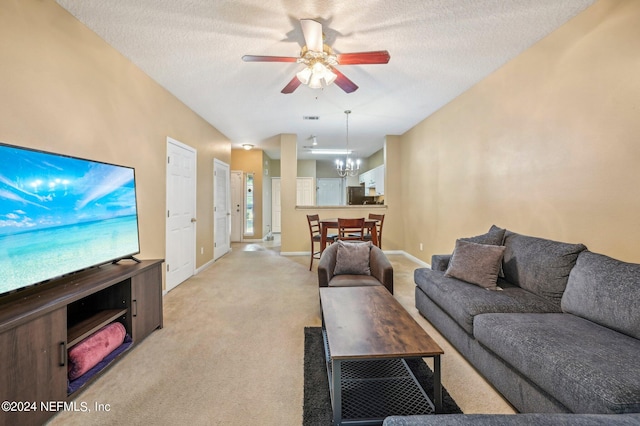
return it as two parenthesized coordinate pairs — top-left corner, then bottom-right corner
(303, 326), (462, 425)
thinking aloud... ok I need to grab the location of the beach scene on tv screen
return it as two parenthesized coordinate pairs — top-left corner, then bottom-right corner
(0, 145), (140, 294)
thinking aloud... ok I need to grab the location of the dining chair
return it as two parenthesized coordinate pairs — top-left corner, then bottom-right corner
(364, 213), (385, 248)
(347, 213), (385, 248)
(306, 214), (337, 271)
(337, 217), (366, 241)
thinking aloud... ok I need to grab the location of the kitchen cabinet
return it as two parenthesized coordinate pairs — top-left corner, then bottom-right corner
(358, 166), (384, 195)
(373, 165), (385, 196)
(358, 171), (367, 186)
(359, 170), (376, 190)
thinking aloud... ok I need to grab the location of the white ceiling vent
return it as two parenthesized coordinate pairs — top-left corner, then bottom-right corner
(303, 116), (319, 120)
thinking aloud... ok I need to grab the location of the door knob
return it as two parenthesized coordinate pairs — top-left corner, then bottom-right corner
(191, 218), (197, 223)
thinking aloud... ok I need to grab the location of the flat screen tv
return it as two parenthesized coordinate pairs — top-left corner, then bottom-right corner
(0, 142), (140, 296)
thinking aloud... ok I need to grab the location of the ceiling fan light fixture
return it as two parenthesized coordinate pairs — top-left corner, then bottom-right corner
(295, 48), (339, 90)
(311, 61), (326, 73)
(308, 69), (324, 89)
(243, 19), (389, 94)
(242, 144), (254, 150)
(324, 68), (337, 85)
(296, 67), (312, 85)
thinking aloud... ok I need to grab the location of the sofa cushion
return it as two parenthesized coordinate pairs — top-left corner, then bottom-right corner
(474, 313), (640, 414)
(431, 254), (452, 272)
(414, 268), (560, 335)
(502, 231), (586, 305)
(562, 251), (640, 340)
(334, 240), (372, 276)
(460, 224), (506, 246)
(445, 240), (505, 290)
(329, 274), (381, 288)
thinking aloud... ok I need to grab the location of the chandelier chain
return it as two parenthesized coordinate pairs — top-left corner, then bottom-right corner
(336, 110), (359, 177)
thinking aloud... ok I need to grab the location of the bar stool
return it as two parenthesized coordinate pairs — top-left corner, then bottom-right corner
(336, 218), (366, 242)
(364, 213), (385, 248)
(306, 214), (337, 271)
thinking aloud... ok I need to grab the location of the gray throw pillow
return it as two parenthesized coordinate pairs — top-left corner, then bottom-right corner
(334, 240), (372, 276)
(502, 231), (586, 303)
(445, 239), (506, 290)
(459, 225), (507, 278)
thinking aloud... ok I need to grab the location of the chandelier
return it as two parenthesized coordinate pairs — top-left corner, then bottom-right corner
(336, 110), (361, 177)
(296, 45), (338, 89)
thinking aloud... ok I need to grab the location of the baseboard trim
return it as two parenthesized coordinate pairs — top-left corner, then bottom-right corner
(280, 251), (308, 256)
(195, 258), (216, 275)
(399, 250), (431, 268)
(382, 249), (404, 255)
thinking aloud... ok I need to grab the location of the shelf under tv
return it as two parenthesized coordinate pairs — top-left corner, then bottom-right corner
(67, 308), (128, 347)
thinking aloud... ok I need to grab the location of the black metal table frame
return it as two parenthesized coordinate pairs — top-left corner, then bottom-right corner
(321, 327), (442, 426)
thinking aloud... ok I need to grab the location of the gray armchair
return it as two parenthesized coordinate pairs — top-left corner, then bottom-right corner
(317, 242), (394, 294)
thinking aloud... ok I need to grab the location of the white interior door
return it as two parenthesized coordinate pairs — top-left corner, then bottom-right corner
(296, 177), (315, 206)
(271, 177), (281, 233)
(214, 159), (230, 260)
(230, 171), (243, 242)
(166, 138), (196, 292)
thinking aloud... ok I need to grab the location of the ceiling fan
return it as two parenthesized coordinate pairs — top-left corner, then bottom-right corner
(242, 19), (390, 94)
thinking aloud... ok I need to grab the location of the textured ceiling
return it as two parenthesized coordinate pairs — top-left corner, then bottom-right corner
(56, 0), (595, 159)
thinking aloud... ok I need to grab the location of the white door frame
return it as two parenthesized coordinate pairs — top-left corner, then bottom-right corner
(165, 137), (196, 292)
(213, 159), (231, 260)
(230, 170), (243, 242)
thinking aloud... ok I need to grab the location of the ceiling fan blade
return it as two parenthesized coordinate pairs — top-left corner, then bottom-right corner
(336, 51), (391, 65)
(300, 19), (323, 52)
(242, 55), (298, 63)
(332, 68), (358, 93)
(281, 76), (302, 94)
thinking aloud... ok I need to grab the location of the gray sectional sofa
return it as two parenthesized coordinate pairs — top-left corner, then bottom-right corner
(410, 225), (640, 420)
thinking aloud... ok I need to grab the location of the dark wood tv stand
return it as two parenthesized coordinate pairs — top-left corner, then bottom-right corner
(0, 259), (163, 426)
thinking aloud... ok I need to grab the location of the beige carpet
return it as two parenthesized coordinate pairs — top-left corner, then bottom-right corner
(48, 239), (515, 426)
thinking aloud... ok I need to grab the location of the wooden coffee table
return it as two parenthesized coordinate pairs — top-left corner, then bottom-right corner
(320, 286), (444, 425)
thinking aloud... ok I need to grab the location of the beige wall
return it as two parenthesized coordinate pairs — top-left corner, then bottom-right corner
(0, 0), (231, 280)
(366, 149), (384, 170)
(270, 160), (281, 178)
(381, 136), (403, 251)
(400, 0), (640, 263)
(297, 160), (317, 178)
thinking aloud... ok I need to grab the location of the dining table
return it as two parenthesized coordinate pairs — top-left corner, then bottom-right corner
(319, 218), (379, 252)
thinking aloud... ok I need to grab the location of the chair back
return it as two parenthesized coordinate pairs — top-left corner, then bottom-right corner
(337, 217), (366, 241)
(368, 213), (385, 248)
(307, 214), (321, 239)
